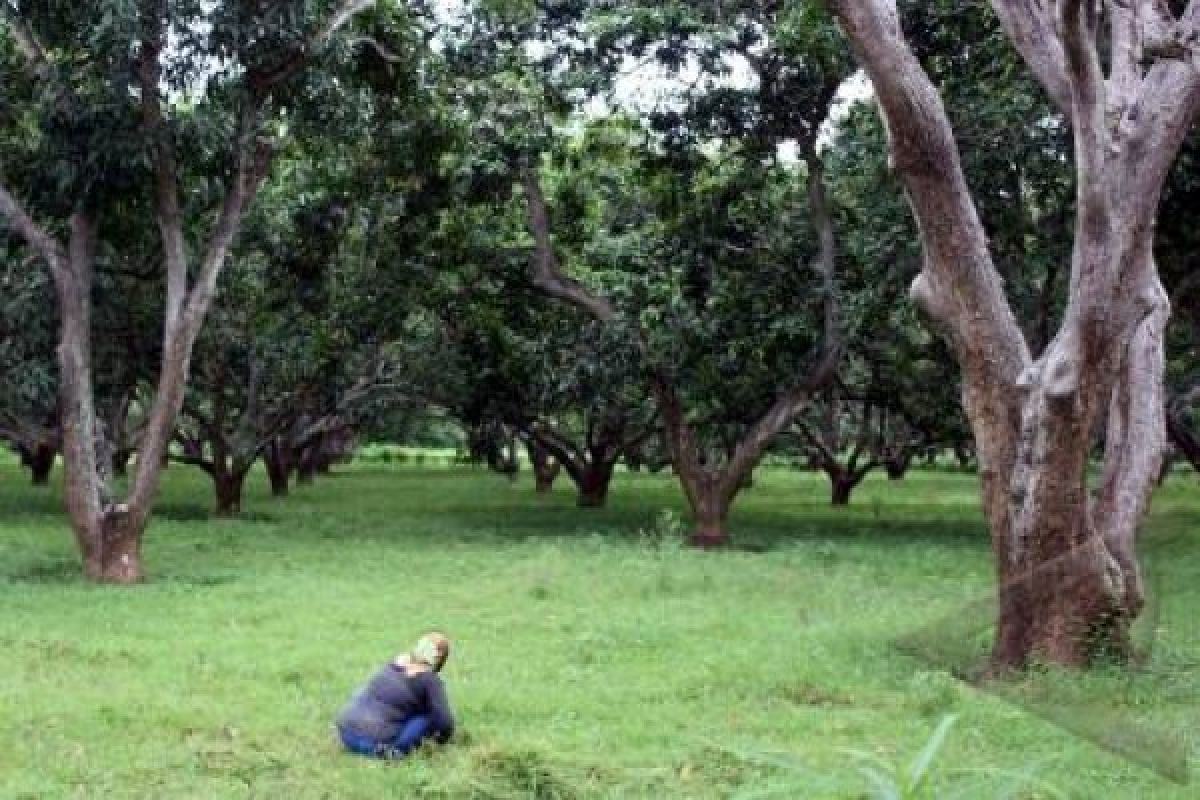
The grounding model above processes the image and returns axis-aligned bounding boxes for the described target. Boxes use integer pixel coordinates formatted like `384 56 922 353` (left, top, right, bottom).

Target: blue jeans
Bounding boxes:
339 715 434 759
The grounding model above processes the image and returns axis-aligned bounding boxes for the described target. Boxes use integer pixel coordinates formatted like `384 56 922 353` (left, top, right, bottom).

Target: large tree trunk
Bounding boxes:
830 0 1194 669
81 509 143 583
688 481 732 548
575 460 615 507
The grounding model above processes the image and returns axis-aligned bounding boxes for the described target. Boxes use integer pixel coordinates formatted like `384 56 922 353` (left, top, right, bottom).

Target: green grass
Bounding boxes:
0 462 1196 798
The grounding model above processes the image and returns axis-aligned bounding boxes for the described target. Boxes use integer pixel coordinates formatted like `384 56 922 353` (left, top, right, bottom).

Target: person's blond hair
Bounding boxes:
409 631 450 672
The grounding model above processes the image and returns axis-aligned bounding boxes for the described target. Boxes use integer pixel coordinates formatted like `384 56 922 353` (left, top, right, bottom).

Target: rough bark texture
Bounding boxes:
830 0 1200 668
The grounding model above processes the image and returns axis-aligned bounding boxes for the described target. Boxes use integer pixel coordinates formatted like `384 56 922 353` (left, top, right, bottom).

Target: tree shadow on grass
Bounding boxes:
155 503 277 524
417 496 993 554
2 555 241 587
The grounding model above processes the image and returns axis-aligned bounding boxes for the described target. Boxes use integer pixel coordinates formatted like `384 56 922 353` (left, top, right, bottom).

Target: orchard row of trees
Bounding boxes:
5 0 1200 669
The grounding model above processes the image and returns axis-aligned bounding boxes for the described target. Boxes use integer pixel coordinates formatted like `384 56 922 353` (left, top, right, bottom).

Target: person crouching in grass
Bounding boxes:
336 632 455 758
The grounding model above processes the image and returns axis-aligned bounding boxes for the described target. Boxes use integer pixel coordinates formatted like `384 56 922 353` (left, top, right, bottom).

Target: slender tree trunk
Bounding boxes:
25 443 56 486
884 453 911 480
829 469 860 506
264 440 290 497
297 448 316 485
526 440 560 493
213 465 247 517
953 443 974 470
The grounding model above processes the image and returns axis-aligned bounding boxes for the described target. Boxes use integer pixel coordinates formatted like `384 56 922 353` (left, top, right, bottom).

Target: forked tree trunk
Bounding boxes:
520 135 840 548
575 460 615 508
831 0 1194 668
0 0 371 584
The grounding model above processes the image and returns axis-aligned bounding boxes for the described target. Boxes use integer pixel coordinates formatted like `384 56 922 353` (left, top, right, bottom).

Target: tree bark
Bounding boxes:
81 509 143 583
688 481 732 548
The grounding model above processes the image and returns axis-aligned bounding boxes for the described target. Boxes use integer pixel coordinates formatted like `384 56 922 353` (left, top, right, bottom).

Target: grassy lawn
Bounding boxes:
0 462 1196 798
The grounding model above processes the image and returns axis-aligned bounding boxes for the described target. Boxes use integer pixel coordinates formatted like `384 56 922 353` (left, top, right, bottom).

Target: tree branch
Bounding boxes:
987 0 1074 117
0 182 66 275
520 166 616 322
1 3 55 83
247 0 377 94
